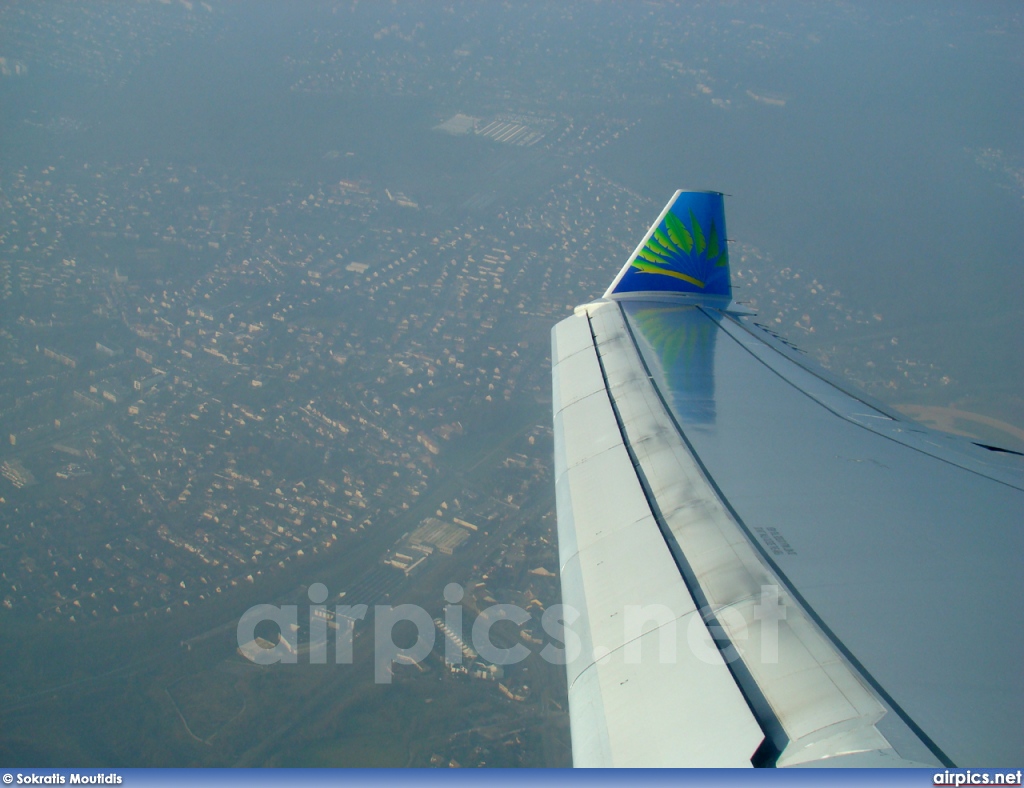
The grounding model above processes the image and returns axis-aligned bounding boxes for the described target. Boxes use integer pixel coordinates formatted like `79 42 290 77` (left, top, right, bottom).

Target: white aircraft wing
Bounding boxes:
551 190 1024 767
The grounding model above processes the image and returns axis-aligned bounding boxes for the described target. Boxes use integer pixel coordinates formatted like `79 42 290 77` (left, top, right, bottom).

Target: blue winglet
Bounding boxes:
605 190 731 300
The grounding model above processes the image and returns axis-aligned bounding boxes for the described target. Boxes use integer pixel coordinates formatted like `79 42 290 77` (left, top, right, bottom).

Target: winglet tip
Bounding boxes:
606 190 731 301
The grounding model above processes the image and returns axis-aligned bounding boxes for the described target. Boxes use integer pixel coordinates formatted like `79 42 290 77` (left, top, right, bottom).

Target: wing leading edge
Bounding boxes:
552 191 1024 767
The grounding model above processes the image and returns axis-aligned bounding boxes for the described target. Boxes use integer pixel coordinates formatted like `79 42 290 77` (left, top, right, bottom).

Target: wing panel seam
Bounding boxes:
583 308 779 765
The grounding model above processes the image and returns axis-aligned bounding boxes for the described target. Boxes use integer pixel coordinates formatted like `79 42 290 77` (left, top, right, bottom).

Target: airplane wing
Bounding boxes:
551 190 1024 768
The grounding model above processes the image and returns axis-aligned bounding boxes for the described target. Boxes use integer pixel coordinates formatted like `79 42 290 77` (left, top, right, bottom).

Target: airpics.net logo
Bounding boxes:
934 772 1023 786
235 582 787 683
937 769 1024 781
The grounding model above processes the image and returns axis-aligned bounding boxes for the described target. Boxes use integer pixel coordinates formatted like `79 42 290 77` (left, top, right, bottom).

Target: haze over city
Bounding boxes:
0 0 1020 768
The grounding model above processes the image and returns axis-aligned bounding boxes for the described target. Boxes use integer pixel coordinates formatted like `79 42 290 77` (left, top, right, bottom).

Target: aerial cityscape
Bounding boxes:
0 0 1020 768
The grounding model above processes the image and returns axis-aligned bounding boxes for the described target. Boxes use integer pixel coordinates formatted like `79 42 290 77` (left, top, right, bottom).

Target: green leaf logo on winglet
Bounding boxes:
630 209 726 289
